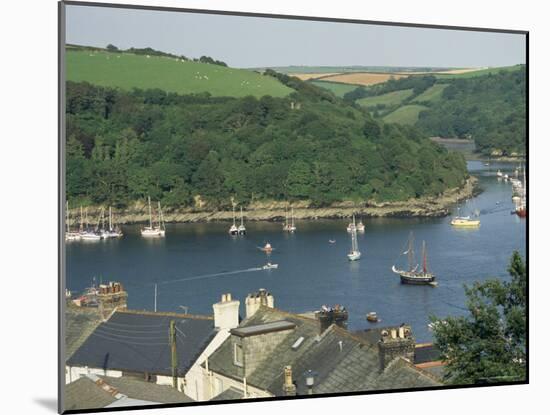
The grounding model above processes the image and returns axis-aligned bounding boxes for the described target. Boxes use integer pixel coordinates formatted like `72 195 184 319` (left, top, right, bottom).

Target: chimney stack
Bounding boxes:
213 293 240 330
245 289 274 319
283 366 297 396
378 325 415 371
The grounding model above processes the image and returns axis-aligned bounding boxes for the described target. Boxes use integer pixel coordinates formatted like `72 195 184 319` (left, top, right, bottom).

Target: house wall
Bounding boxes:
183 329 232 401
240 329 292 378
202 370 273 400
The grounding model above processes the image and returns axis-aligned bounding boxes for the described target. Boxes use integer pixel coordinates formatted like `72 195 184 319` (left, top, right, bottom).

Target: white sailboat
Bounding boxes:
65 201 81 241
283 207 296 232
356 217 365 233
229 205 238 235
347 216 361 261
238 206 246 235
141 197 166 237
80 207 102 241
347 214 357 233
103 206 123 238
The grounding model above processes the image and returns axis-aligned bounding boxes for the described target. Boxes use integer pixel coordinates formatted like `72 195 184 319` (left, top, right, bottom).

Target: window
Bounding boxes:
233 343 244 367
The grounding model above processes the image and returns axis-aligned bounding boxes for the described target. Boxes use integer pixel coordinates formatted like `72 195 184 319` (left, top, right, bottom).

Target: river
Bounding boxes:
66 160 526 341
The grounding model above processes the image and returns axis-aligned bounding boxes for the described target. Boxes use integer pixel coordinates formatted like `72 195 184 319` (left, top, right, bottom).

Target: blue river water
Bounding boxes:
66 161 526 341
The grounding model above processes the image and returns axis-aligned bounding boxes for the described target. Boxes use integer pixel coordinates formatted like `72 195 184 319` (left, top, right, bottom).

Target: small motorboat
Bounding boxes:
260 242 273 253
262 262 278 270
329 239 336 244
366 312 378 322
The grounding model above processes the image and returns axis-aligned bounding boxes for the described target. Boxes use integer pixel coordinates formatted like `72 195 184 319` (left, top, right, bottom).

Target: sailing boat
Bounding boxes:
141 197 166 237
392 232 435 285
237 206 246 235
103 206 123 238
229 205 238 235
65 202 81 241
80 206 102 241
356 217 365 233
346 214 357 233
347 216 361 261
451 201 480 228
515 166 527 218
283 207 296 232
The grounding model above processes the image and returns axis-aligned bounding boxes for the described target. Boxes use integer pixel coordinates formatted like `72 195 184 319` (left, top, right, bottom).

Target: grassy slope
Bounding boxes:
309 80 359 97
435 65 523 79
411 84 448 103
66 50 293 98
383 105 428 125
357 89 414 107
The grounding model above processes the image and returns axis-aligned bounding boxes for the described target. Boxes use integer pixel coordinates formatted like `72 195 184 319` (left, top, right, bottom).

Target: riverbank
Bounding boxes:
68 177 478 225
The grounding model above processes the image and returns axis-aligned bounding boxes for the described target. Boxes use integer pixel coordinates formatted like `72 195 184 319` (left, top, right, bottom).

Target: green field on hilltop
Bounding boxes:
309 80 359 97
411 84 448 103
435 65 523 79
66 50 293 97
384 105 428 125
357 89 414 108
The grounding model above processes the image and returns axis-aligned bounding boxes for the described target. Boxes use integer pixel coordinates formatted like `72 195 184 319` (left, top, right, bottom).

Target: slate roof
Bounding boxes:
67 310 217 376
211 387 245 401
64 376 117 410
206 307 440 396
64 375 193 411
65 306 103 359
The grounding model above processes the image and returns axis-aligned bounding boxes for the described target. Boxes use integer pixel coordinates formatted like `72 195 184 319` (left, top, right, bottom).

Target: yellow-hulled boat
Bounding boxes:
451 216 480 227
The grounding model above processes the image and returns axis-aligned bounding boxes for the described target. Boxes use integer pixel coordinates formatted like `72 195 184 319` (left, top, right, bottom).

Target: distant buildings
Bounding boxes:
65 287 443 408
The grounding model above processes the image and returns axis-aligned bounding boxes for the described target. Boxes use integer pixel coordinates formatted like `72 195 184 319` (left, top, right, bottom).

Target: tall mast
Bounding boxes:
80 206 83 231
148 196 153 228
408 232 415 271
157 201 162 230
240 206 244 226
422 241 427 273
109 206 112 231
232 205 236 226
96 207 103 231
85 207 89 229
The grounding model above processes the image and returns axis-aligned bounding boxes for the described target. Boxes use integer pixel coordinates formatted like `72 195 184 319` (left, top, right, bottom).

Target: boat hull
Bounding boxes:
400 274 436 285
516 207 527 218
141 228 165 237
347 251 361 261
451 219 480 227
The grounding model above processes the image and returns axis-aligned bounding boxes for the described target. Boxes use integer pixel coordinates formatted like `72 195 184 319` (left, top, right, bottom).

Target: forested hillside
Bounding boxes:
416 67 526 155
66 76 467 209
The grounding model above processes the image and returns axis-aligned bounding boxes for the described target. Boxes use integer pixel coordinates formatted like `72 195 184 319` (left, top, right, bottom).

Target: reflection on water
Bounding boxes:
67 161 526 341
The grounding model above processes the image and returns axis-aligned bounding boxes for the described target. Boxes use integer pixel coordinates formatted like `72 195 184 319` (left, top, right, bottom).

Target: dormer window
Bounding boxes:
233 343 243 367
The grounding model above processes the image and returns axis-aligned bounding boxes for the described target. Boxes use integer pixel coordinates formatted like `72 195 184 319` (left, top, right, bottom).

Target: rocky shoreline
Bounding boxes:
69 177 479 225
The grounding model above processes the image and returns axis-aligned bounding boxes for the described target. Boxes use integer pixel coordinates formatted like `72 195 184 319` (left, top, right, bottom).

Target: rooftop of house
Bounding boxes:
65 305 104 359
67 309 217 376
211 387 245 401
205 307 440 396
64 374 193 411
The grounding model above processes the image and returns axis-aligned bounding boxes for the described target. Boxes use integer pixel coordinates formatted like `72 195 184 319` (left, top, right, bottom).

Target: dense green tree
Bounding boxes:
430 252 527 384
65 80 467 208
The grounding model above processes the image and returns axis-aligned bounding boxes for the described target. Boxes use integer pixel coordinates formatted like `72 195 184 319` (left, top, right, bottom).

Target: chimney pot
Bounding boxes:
398 326 405 338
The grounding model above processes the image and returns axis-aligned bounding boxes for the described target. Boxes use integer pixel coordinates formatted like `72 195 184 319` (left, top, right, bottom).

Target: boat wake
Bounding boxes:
158 267 263 286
